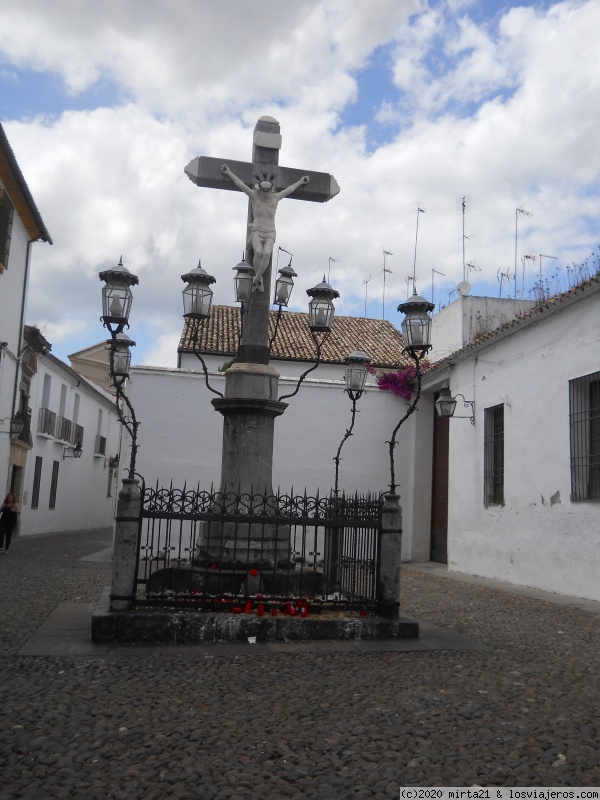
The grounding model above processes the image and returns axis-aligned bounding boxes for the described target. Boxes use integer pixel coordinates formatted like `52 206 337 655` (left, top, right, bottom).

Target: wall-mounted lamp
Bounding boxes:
104 453 120 469
0 413 24 437
435 386 475 425
63 443 83 460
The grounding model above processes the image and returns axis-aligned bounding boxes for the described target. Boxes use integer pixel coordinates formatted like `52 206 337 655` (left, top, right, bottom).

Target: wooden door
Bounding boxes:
430 404 449 563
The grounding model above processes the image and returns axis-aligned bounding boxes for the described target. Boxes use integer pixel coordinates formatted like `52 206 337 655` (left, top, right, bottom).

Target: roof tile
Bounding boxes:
178 306 411 368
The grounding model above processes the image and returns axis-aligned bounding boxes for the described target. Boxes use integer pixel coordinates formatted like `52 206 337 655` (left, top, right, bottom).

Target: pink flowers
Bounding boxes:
366 362 429 402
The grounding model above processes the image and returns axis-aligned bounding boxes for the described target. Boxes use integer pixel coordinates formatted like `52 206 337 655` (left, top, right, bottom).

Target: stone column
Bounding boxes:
377 492 403 619
109 478 141 611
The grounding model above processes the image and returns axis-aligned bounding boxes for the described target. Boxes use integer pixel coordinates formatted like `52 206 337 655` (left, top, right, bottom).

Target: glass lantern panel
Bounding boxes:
435 397 457 417
183 284 213 318
275 276 293 306
235 274 253 303
113 349 131 376
402 313 431 349
102 282 132 323
309 299 334 331
345 363 367 392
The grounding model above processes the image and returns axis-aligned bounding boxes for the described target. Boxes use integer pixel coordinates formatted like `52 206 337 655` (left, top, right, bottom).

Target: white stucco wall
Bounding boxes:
0 212 30 492
127 364 419 559
19 356 121 536
440 288 600 601
430 296 537 362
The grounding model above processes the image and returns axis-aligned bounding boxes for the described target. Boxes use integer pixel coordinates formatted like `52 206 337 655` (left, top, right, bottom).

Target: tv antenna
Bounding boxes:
381 249 393 320
521 254 536 298
515 207 533 297
538 253 558 284
497 267 513 298
431 268 445 304
327 256 337 283
363 275 372 318
412 207 425 290
458 195 472 282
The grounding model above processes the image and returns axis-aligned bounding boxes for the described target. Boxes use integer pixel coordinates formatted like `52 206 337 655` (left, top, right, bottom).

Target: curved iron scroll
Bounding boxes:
190 319 224 398
278 330 329 402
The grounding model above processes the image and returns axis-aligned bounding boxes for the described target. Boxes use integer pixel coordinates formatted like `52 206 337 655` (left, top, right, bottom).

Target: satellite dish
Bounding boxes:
457 281 471 297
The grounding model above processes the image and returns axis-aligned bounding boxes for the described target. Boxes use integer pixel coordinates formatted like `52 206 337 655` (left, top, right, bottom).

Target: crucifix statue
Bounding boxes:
221 164 309 293
184 117 340 557
185 115 339 364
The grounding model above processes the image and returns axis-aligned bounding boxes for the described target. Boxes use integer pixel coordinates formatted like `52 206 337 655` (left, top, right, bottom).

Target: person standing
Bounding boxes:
0 493 20 553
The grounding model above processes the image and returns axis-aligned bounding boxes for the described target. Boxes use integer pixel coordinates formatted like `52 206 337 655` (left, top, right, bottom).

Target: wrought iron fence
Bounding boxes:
134 484 383 615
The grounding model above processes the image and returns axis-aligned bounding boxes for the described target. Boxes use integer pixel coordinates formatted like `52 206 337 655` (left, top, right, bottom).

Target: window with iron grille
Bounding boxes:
31 456 43 510
569 371 600 501
49 461 59 510
484 404 504 506
0 189 14 272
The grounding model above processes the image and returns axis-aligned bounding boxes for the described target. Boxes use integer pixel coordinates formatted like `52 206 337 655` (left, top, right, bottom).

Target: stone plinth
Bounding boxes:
194 361 289 565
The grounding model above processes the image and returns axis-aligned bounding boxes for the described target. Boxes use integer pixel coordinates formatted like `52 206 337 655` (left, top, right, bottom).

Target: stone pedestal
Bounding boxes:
194 362 290 565
377 492 403 620
109 478 141 611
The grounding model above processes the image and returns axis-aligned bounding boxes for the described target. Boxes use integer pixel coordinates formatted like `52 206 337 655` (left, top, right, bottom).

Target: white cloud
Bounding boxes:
1 0 599 364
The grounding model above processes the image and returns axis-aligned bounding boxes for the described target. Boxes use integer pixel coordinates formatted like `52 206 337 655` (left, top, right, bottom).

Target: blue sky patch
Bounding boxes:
0 64 126 121
338 44 401 152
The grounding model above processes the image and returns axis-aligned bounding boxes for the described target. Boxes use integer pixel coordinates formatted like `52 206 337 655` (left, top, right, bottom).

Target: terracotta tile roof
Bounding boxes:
427 274 600 375
178 306 412 368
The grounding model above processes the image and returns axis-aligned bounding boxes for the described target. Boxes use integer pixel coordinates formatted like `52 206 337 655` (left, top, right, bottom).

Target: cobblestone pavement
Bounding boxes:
0 530 599 799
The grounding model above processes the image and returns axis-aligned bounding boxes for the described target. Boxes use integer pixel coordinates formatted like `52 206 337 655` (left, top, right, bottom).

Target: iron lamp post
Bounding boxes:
387 291 435 493
334 348 370 495
278 277 340 402
181 261 223 398
99 258 140 479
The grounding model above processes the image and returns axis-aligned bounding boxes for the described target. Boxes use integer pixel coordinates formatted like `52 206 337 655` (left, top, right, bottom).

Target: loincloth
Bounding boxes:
247 223 276 246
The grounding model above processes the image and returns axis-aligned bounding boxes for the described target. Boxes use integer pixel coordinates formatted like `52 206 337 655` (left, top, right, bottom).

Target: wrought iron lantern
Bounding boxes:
63 442 82 460
99 257 139 334
306 277 340 332
435 386 458 418
344 348 370 396
233 257 254 303
274 262 297 307
0 413 24 437
435 386 475 424
181 261 216 320
110 332 136 382
397 291 434 358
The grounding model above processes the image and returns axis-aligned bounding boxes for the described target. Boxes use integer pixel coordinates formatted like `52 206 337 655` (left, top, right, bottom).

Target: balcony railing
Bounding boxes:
56 415 73 443
95 434 107 456
72 424 84 447
38 407 56 436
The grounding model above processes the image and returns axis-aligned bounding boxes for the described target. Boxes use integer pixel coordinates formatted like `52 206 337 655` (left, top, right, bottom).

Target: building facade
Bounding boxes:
0 124 52 502
19 327 121 536
419 277 600 601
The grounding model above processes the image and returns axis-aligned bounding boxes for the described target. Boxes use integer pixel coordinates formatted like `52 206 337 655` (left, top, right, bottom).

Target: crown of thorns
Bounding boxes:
254 171 277 183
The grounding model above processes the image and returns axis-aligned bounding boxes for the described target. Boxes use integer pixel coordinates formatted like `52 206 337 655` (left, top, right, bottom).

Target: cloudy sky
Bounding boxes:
1 0 599 366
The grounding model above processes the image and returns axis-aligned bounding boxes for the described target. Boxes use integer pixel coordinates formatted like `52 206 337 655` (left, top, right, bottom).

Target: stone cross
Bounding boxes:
185 115 339 364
